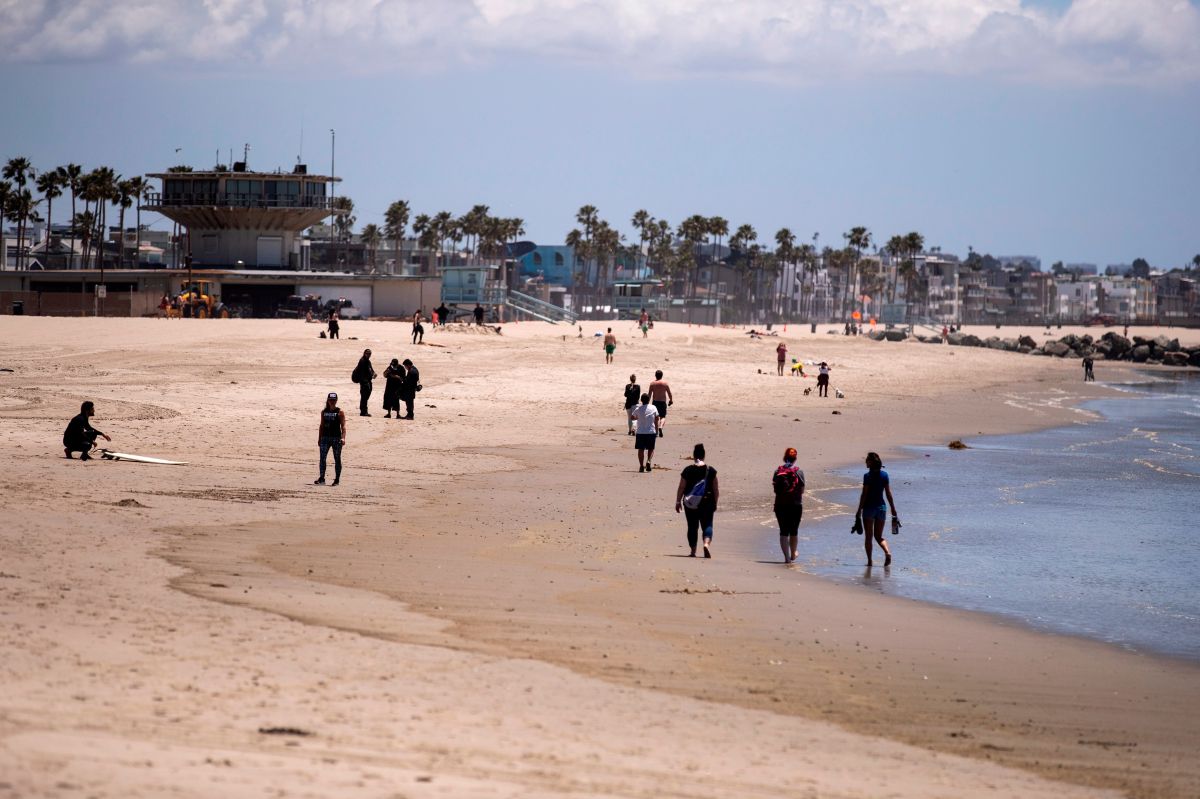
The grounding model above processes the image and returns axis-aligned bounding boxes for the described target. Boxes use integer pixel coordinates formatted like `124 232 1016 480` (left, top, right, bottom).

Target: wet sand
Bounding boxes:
1 317 1197 798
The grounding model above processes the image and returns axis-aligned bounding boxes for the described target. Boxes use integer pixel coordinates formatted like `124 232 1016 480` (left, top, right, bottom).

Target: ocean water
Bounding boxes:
791 373 1200 661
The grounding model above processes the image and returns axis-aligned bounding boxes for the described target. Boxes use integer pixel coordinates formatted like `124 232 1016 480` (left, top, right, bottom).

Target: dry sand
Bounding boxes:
1 317 1197 798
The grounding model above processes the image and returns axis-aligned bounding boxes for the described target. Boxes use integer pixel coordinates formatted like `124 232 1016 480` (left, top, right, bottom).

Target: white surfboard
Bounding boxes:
99 450 189 466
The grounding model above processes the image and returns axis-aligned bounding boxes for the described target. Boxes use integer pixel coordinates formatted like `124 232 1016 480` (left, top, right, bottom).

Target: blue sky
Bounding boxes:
1 0 1197 268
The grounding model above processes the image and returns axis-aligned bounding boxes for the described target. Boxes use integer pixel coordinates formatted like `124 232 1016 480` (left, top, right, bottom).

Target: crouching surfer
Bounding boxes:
63 400 111 460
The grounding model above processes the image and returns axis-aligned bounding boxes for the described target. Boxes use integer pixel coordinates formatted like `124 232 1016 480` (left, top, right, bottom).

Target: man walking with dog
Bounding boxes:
817 362 831 397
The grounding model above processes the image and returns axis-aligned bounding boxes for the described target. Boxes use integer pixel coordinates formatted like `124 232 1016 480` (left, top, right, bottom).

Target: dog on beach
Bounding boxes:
834 388 845 399
803 387 812 396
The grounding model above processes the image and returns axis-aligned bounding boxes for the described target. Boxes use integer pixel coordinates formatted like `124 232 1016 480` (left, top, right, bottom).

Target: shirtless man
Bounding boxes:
647 369 673 437
603 328 617 364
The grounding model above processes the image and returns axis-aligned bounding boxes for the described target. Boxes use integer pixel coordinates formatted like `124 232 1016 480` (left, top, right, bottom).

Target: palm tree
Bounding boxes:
412 213 432 274
843 226 871 320
4 157 36 269
360 223 382 271
5 189 41 270
383 200 410 272
125 176 152 267
502 217 525 289
34 171 64 266
774 228 796 318
115 179 136 268
56 165 83 268
0 180 10 267
631 209 653 271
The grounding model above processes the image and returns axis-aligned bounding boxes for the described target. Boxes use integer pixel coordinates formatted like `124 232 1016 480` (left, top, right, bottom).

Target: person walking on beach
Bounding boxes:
473 304 485 326
327 313 340 340
412 310 425 345
315 392 346 486
436 303 450 326
856 451 897 567
603 328 617 364
382 358 405 418
648 370 673 437
776 341 788 376
639 308 650 337
633 392 658 472
62 401 111 460
773 447 805 563
676 443 718 558
623 374 641 435
398 358 420 419
1083 355 1095 382
352 349 376 417
817 362 831 397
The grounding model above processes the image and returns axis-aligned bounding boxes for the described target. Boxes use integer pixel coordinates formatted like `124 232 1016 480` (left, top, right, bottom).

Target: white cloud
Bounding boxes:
2 0 1197 84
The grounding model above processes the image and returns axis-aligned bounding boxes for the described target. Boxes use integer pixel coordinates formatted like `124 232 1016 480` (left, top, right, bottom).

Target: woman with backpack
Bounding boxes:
675 443 719 558
856 451 898 567
773 447 805 563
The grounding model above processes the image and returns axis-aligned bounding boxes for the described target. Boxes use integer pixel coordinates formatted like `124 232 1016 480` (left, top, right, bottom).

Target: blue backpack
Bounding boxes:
683 467 712 509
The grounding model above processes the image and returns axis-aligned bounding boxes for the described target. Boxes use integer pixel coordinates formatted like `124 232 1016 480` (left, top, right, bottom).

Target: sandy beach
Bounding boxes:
2 316 1198 798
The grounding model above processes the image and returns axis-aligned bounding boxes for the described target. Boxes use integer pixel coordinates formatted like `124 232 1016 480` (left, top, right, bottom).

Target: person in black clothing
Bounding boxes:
412 310 425 344
63 401 111 460
623 373 640 435
315 392 346 486
353 349 376 416
436 303 450 326
382 358 405 418
397 358 420 419
473 304 485 325
1083 355 1095 382
675 443 719 558
327 313 340 339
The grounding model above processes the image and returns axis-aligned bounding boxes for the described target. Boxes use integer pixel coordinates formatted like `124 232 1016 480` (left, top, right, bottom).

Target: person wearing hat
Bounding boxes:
398 358 420 419
817 361 831 397
352 348 376 417
316 392 346 486
63 400 111 460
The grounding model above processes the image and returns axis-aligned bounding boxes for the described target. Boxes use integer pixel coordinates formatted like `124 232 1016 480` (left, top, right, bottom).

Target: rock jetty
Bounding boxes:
865 329 1200 368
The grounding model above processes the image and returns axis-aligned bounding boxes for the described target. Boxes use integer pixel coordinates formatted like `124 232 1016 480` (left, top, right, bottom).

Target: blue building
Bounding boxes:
513 243 575 286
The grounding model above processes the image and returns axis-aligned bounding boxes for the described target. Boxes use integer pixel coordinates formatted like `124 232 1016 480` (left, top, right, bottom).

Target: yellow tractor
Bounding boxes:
178 280 230 319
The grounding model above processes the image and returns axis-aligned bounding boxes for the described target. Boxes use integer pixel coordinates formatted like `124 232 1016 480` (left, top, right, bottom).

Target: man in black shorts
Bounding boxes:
63 400 111 460
632 393 659 472
647 370 673 437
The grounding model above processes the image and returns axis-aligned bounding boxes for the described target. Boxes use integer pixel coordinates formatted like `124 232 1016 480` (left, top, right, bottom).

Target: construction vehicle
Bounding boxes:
178 280 230 319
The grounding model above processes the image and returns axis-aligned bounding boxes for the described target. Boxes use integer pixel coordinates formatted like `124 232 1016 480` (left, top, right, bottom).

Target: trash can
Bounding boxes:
11 300 23 316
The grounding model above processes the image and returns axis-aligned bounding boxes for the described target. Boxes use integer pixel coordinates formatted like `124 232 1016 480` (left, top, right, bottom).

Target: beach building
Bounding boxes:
516 243 574 286
1054 278 1099 322
142 164 340 270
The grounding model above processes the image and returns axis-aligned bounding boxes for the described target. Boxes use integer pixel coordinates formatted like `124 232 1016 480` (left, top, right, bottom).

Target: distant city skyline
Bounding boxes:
1 0 1197 268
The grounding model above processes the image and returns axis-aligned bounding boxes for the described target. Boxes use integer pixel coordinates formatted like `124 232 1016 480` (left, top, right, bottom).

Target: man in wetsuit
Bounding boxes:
473 304 485 325
63 401 111 460
436 303 451 326
353 349 376 417
315 392 346 486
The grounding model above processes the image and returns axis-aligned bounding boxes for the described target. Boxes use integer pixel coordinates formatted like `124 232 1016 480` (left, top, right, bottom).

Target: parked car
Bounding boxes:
323 298 363 320
276 295 323 319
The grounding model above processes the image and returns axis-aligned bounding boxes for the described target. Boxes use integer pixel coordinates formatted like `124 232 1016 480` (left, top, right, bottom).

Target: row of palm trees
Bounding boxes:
366 200 524 283
1 156 154 271
564 205 927 321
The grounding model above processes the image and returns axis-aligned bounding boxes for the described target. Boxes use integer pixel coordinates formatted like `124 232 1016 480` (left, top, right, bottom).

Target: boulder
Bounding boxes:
867 330 885 341
1189 350 1200 367
1131 344 1151 363
1060 334 1080 349
1166 338 1181 353
920 336 943 344
883 330 908 342
1043 341 1072 357
1102 333 1132 357
1093 340 1112 356
954 333 983 347
1152 335 1172 352
1079 334 1094 346
1132 336 1150 347
1002 338 1021 352
984 336 1006 350
1162 351 1190 367
1018 345 1034 354
1018 335 1038 349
